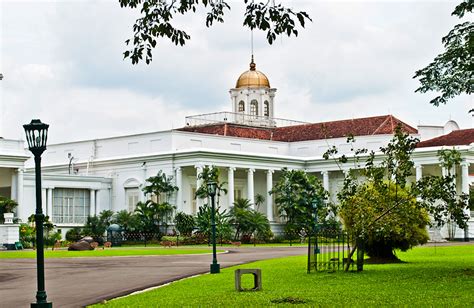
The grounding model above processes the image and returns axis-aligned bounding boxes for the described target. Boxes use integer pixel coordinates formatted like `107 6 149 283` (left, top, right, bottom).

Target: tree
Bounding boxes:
270 168 328 241
415 149 471 233
413 1 473 109
119 0 311 64
143 170 178 203
340 182 430 260
325 126 470 266
137 171 178 237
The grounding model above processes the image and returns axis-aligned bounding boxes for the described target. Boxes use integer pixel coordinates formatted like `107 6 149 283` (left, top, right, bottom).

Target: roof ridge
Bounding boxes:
372 115 391 135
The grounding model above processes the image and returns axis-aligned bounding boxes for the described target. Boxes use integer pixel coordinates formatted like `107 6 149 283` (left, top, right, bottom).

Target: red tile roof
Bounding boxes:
179 115 418 142
417 129 474 148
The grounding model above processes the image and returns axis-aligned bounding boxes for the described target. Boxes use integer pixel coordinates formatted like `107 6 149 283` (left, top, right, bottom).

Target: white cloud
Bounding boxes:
0 0 471 143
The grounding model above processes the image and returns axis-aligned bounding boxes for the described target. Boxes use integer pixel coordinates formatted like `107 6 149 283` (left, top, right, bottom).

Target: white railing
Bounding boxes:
185 112 308 128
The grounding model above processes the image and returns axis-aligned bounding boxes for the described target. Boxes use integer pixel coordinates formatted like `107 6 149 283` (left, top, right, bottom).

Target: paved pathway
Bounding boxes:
0 246 306 307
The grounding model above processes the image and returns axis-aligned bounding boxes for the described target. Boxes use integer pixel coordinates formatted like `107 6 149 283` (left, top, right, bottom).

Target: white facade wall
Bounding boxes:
2 121 472 240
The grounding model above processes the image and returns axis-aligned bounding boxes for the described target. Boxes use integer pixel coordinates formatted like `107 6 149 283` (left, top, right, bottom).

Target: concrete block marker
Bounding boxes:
235 269 262 292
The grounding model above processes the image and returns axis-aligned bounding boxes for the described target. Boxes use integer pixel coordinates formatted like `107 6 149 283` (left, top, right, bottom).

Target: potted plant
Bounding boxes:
0 196 18 224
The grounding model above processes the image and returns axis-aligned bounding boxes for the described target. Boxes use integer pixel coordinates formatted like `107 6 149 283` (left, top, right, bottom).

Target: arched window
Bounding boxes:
250 100 258 116
264 101 270 117
238 101 245 112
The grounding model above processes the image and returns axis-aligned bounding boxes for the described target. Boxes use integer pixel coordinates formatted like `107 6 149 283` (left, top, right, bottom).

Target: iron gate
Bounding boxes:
308 228 362 273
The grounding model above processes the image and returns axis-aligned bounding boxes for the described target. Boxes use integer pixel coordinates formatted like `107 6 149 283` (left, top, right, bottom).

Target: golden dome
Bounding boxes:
235 58 270 88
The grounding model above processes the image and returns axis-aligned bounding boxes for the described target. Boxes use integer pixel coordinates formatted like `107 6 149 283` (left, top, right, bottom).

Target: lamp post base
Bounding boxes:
210 263 220 274
31 302 52 308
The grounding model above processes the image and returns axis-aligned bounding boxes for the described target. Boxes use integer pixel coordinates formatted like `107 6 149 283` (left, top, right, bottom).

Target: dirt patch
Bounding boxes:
365 257 406 264
271 297 308 304
462 268 474 276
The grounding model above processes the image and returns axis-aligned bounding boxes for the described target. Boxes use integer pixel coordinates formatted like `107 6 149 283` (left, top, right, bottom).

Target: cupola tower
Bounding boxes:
229 56 277 126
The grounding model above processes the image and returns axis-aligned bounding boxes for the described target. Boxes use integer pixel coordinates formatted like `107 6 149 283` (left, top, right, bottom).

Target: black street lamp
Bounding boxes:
24 119 52 308
207 180 220 274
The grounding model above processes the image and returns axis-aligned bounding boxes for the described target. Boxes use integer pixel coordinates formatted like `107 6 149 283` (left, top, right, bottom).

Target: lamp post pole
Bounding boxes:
24 119 52 308
207 181 220 274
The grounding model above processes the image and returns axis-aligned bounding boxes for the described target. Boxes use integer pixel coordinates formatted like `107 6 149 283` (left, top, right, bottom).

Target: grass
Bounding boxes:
0 247 223 259
93 245 474 307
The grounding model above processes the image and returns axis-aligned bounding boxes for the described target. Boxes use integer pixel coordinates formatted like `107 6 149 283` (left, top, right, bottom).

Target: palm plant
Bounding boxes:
134 200 175 237
195 166 228 207
143 170 178 203
254 193 265 211
230 198 271 243
113 210 140 232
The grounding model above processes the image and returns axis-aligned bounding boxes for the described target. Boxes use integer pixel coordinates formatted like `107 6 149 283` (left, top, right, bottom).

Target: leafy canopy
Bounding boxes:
413 1 473 108
119 0 311 64
270 168 328 237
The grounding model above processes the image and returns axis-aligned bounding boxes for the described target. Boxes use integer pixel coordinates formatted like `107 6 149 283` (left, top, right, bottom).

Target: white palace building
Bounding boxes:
1 58 473 240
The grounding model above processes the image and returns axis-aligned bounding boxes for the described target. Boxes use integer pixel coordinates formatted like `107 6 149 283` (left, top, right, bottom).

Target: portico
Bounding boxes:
0 139 29 220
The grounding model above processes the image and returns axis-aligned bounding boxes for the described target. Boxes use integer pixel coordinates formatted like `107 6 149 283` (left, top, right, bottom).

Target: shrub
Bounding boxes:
19 223 35 248
66 228 83 242
45 231 62 246
174 212 195 236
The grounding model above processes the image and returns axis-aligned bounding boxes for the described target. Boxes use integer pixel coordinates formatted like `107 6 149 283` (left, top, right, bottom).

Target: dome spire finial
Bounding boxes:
250 54 256 71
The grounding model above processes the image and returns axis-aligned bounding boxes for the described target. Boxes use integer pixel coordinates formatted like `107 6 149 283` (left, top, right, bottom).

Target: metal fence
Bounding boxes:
308 228 363 273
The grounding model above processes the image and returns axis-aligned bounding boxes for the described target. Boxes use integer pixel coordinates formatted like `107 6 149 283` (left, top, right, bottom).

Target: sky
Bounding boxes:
0 0 472 144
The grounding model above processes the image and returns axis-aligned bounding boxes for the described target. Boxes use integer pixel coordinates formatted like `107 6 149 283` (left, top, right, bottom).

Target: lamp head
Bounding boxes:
207 180 217 197
23 119 49 155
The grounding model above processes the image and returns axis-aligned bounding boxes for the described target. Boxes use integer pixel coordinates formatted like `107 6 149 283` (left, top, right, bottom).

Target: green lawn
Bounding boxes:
93 245 474 307
0 247 222 259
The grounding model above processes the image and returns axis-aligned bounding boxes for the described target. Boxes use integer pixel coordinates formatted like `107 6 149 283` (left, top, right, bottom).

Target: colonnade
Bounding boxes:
173 166 333 222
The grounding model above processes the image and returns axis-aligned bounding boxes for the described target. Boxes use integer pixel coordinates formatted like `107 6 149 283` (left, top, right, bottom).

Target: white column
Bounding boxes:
11 171 17 201
41 188 48 214
247 168 255 208
195 165 203 209
95 190 100 213
90 189 96 217
47 188 53 218
415 164 423 181
141 164 147 202
228 167 235 208
266 169 274 221
176 167 183 212
322 171 329 192
461 162 470 195
322 171 330 203
461 162 470 240
441 166 447 177
16 169 24 221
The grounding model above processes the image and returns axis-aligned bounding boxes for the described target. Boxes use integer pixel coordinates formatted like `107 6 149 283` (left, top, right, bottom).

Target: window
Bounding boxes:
250 100 258 116
126 188 140 212
52 188 90 224
238 101 245 112
264 101 269 117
